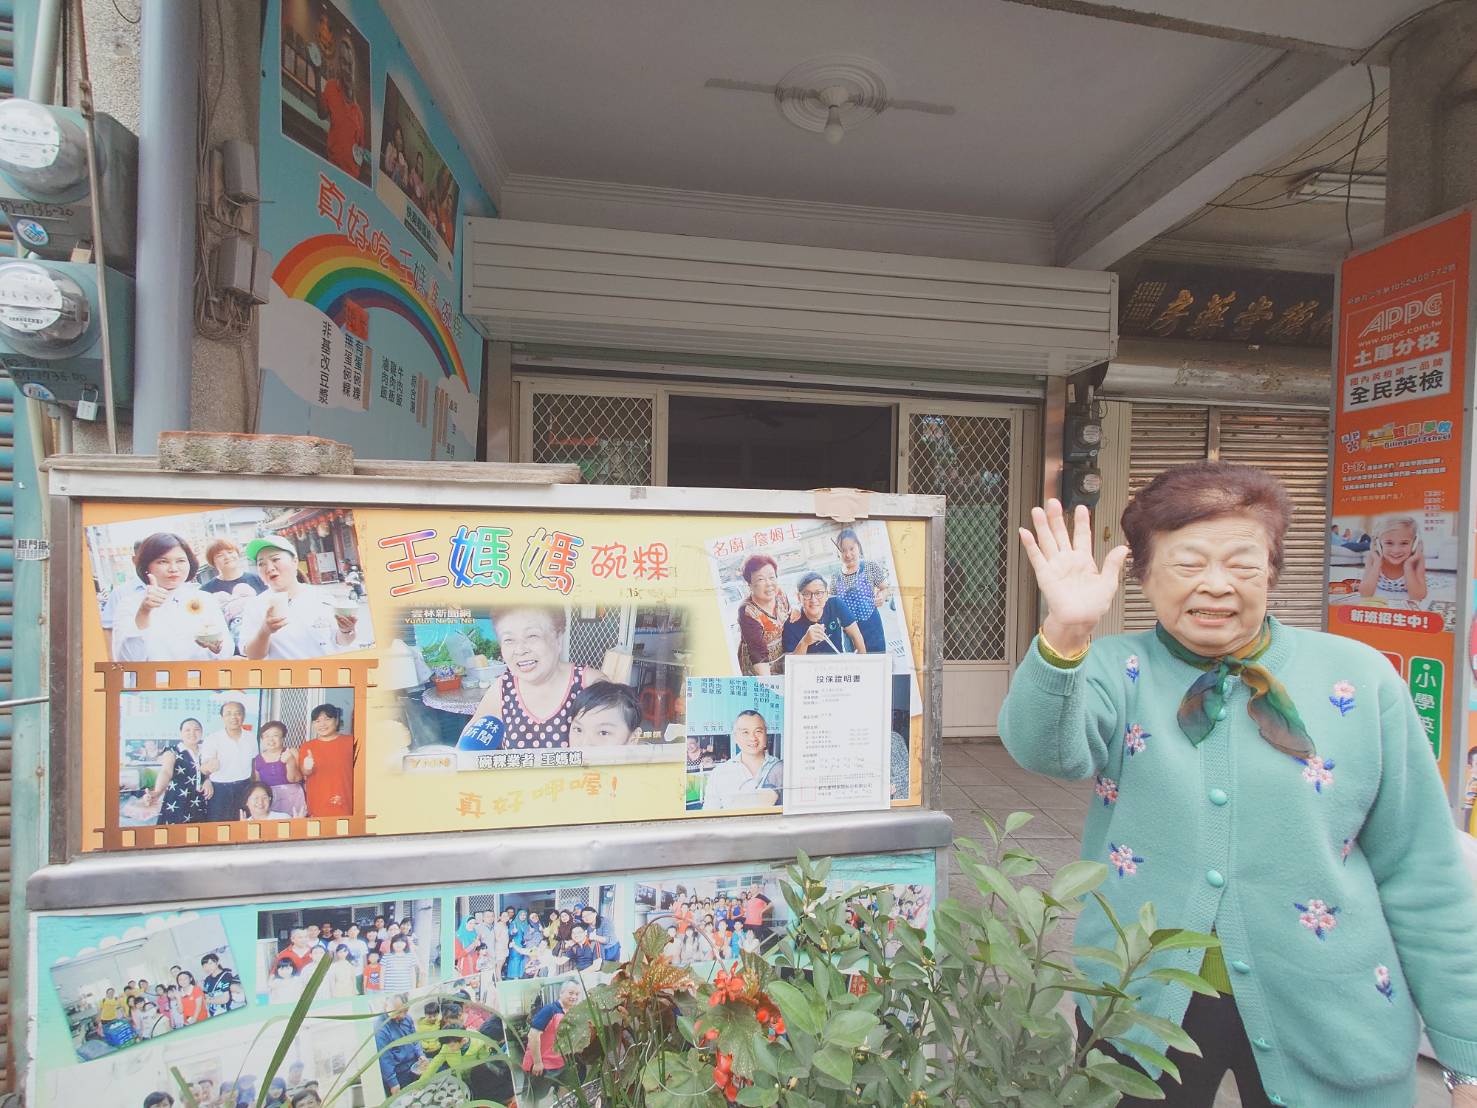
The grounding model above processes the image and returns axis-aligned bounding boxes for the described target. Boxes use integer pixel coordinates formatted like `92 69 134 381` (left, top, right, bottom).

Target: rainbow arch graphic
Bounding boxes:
273 234 468 388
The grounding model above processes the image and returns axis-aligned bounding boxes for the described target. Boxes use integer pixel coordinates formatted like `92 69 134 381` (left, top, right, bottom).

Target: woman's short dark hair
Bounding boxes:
310 703 343 725
1120 462 1293 584
741 555 778 583
134 533 199 584
796 572 826 595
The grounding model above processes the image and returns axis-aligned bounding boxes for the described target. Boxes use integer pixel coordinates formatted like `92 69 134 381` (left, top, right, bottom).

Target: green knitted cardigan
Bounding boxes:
999 618 1477 1108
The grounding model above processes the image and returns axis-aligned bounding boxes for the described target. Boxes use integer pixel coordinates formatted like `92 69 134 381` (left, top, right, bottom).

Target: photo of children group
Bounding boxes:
634 875 788 966
453 882 621 984
256 898 441 1006
393 604 690 772
1327 510 1459 627
86 504 373 664
38 852 935 1107
379 75 460 253
49 914 246 1062
117 687 358 828
279 0 374 184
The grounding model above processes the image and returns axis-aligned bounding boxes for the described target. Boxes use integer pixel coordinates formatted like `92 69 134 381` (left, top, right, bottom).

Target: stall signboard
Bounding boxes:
29 849 935 1105
1328 209 1474 779
257 0 493 460
79 503 927 852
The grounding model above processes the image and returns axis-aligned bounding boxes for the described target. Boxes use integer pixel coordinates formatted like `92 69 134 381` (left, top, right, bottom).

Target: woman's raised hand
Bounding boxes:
1018 499 1129 654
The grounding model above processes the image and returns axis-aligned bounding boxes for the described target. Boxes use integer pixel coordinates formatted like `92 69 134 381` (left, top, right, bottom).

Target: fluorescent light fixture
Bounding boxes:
1292 171 1386 204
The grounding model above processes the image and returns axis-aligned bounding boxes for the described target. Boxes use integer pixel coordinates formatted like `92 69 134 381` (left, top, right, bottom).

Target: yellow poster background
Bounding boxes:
77 503 929 851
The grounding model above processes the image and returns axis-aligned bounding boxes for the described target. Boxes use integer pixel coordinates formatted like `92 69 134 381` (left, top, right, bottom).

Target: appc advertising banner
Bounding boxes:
257 0 494 460
1329 209 1473 780
29 849 935 1105
78 501 927 852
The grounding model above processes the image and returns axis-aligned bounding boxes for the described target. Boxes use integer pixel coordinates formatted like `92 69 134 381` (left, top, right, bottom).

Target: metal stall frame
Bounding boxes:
31 457 952 909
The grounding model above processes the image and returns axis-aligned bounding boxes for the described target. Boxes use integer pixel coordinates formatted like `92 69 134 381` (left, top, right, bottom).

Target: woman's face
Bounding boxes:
275 963 293 979
176 973 191 988
1381 524 1416 565
212 547 241 579
1142 515 1271 656
260 727 285 755
839 538 862 574
733 714 768 758
245 788 273 819
257 549 298 592
147 546 192 590
748 565 779 605
798 579 828 621
312 712 338 738
496 611 562 682
179 720 203 746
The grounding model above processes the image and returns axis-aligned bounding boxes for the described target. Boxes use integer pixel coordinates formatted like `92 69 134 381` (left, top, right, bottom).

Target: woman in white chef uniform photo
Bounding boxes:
111 532 231 662
237 535 365 660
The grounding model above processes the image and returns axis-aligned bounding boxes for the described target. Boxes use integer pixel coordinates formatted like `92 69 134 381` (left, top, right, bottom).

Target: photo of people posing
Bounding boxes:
706 520 919 692
117 688 358 828
279 0 373 184
49 914 245 1062
683 677 784 811
452 884 621 984
86 504 373 663
378 75 461 253
633 876 789 966
389 604 689 771
255 899 441 1006
1327 510 1458 626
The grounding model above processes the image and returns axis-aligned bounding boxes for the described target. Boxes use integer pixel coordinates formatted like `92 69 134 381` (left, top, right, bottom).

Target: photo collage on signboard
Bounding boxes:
32 851 936 1106
77 502 929 852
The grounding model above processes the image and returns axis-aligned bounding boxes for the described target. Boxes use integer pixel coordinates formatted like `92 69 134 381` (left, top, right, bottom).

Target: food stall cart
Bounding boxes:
24 455 951 1105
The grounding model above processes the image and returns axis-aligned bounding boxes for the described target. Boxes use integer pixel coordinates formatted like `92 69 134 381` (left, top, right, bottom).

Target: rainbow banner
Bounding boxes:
257 0 493 460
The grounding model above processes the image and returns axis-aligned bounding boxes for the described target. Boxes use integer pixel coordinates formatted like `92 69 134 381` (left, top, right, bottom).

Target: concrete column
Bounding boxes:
1386 4 1477 234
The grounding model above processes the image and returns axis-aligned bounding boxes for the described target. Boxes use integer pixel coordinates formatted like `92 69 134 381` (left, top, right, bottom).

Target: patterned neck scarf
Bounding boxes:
1155 620 1315 759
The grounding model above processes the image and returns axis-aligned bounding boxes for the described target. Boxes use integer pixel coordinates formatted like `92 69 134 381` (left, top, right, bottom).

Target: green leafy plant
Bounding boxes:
226 812 1213 1107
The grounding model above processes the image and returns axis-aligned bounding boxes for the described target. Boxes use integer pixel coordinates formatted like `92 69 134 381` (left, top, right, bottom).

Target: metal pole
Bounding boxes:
26 0 64 102
132 0 198 450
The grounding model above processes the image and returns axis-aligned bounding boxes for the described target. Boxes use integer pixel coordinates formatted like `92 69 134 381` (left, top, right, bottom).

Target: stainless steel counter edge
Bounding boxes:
28 810 957 911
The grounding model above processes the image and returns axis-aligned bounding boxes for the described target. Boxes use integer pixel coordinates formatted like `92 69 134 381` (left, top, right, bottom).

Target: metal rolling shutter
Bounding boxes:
0 373 14 1082
1120 403 1329 632
1122 405 1209 630
1218 409 1329 629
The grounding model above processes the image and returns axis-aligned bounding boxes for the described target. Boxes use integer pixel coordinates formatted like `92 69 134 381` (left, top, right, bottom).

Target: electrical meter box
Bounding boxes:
0 99 138 270
0 259 133 411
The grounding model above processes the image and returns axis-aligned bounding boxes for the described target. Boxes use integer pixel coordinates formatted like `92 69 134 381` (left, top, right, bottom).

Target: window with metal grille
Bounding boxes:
1121 404 1329 631
568 611 623 669
529 392 654 485
905 413 1013 662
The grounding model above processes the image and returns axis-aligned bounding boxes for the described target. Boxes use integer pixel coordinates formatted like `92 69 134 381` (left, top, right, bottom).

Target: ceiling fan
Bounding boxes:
704 56 956 145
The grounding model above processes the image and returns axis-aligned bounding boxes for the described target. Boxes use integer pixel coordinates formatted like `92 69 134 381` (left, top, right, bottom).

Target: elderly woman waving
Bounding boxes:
1001 463 1477 1108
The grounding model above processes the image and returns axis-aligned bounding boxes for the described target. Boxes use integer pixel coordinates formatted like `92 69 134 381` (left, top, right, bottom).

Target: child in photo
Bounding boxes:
1359 515 1429 605
567 682 642 749
363 950 383 992
268 961 304 1007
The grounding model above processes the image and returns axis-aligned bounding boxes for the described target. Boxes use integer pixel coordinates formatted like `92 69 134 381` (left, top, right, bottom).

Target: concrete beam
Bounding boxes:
1055 53 1374 270
994 0 1360 60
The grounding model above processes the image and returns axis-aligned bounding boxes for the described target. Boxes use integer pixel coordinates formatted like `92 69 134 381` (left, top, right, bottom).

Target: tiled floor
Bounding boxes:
941 739 1447 1106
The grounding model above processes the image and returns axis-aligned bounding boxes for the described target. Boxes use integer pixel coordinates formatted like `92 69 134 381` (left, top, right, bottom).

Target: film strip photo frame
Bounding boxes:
96 658 377 850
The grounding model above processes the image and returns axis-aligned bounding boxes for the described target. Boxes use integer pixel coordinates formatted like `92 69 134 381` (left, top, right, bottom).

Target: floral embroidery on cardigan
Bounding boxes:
1375 965 1395 1003
1123 724 1149 756
1341 837 1354 863
1125 655 1140 683
1109 843 1143 877
1329 680 1356 716
1295 898 1340 939
1094 775 1118 806
1297 756 1336 793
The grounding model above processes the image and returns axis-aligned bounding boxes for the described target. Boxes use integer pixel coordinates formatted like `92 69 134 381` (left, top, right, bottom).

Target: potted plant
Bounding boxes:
431 664 463 693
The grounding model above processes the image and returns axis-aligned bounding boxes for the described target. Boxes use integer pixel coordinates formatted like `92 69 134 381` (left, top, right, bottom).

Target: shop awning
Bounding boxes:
463 220 1117 376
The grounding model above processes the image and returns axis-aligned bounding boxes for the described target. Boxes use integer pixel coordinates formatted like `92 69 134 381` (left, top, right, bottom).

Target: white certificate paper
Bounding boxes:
782 653 893 815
